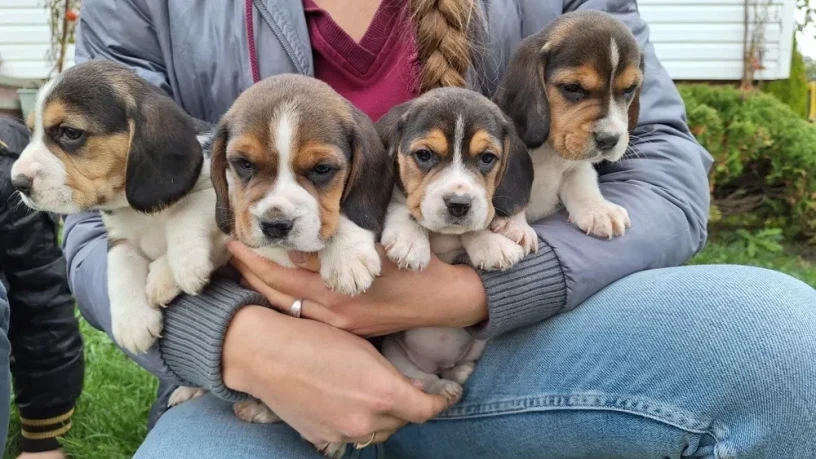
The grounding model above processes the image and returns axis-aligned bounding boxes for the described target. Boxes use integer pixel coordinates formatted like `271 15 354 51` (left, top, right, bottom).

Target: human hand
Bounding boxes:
228 241 488 337
222 306 455 449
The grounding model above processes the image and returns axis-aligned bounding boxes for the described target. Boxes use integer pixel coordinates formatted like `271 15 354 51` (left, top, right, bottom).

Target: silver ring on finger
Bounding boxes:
289 298 303 318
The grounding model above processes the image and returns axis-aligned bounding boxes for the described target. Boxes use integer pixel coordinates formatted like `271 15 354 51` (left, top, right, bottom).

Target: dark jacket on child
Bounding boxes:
0 115 84 452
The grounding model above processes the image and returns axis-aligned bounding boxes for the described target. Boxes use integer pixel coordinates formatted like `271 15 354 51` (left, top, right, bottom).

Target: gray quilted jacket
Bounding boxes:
63 0 712 401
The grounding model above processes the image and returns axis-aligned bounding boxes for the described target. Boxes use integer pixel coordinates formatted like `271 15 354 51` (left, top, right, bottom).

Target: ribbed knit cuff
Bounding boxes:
18 406 74 453
159 274 269 402
471 239 567 339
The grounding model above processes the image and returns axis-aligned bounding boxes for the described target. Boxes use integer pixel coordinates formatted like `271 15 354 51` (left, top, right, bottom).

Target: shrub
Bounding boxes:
679 84 816 241
762 39 808 119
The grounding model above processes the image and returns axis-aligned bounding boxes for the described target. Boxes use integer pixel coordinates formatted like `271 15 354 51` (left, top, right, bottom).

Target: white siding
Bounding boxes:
0 0 75 83
640 0 797 80
0 0 799 83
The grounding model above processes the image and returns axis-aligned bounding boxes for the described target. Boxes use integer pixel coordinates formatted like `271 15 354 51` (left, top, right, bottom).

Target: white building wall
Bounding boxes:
0 0 800 83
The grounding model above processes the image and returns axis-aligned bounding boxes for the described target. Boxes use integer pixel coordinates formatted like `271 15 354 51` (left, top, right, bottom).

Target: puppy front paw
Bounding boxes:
440 362 476 386
172 258 213 296
233 400 281 424
463 230 525 271
569 200 631 239
146 257 182 307
320 442 347 459
321 243 381 296
424 379 464 406
382 225 431 271
111 299 163 354
490 216 539 256
168 386 206 407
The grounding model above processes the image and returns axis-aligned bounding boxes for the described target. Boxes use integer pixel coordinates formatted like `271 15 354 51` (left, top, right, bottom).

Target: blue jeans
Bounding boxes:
135 265 816 458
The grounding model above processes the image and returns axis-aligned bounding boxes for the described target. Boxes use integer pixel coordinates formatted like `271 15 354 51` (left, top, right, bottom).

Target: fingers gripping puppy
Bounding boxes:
494 10 644 239
376 88 534 402
210 74 393 457
10 61 228 356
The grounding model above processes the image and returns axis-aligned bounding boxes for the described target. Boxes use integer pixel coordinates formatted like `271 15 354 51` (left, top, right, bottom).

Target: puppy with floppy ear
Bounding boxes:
376 87 536 403
209 74 393 457
10 60 228 358
494 10 644 239
210 74 393 296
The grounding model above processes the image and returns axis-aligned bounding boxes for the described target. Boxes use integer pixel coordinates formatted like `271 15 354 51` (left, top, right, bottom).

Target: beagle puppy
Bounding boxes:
210 74 393 297
493 10 643 239
210 74 393 458
10 61 228 359
375 87 535 401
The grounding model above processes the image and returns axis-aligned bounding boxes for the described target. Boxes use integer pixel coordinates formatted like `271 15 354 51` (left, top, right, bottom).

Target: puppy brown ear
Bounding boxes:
492 120 534 217
125 90 203 212
209 122 233 233
494 41 550 148
374 101 411 156
342 107 395 238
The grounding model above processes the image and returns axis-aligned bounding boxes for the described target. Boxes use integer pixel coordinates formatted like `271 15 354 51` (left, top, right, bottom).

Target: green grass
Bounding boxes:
3 231 814 458
690 231 816 287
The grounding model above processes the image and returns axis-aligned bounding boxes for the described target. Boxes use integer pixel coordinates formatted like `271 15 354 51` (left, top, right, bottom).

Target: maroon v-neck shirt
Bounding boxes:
303 0 420 121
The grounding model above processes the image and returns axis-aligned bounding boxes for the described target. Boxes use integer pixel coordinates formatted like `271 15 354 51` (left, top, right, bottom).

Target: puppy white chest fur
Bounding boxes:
525 145 577 222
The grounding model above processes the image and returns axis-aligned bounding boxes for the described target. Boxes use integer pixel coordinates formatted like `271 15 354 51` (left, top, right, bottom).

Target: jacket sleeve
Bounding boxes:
65 0 266 400
473 0 713 338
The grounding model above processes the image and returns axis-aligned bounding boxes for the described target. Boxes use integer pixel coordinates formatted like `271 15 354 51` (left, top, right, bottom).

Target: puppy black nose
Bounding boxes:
444 194 472 217
11 175 33 195
594 132 620 151
260 219 294 239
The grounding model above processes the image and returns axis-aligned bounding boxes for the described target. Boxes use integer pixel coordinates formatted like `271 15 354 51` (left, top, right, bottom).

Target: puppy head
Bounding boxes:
376 87 533 234
494 10 644 162
211 74 392 252
10 60 203 214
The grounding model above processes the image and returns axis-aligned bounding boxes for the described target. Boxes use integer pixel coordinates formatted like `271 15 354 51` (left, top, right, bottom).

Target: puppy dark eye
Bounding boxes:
312 164 333 175
60 126 84 141
230 157 256 181
234 158 255 171
624 85 637 97
480 153 497 166
561 84 586 102
414 149 434 163
52 125 86 153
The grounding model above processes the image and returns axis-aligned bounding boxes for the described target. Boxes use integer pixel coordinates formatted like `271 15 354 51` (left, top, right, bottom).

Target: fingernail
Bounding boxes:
289 251 307 264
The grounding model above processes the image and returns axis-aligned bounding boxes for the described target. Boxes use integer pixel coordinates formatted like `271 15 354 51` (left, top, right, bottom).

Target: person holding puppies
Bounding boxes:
62 0 816 458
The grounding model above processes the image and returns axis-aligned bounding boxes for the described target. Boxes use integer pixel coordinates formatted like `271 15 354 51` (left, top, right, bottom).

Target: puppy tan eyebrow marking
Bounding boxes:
468 130 501 157
41 101 68 128
294 140 345 169
614 66 643 92
551 66 603 92
409 128 449 157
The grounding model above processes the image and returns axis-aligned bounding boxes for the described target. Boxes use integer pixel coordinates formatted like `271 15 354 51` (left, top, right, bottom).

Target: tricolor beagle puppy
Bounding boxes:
375 87 535 402
493 10 643 239
10 61 228 357
209 74 393 458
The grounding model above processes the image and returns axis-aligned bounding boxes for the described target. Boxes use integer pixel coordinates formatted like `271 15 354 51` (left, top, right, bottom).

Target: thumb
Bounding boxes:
288 251 321 272
389 380 457 424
